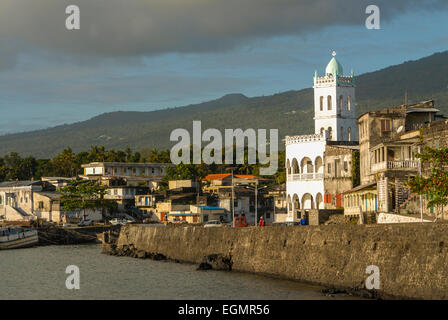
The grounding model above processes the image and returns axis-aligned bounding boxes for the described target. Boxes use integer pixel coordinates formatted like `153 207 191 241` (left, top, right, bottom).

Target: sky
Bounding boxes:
0 0 447 135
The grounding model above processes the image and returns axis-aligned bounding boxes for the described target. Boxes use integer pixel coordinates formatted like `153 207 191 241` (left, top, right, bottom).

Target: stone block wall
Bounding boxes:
112 223 448 299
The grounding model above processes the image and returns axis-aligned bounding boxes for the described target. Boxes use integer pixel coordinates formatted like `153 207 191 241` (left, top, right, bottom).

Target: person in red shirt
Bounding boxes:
259 217 265 227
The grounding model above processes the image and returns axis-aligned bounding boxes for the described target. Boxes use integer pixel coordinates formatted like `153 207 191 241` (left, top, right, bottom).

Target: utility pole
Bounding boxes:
226 167 236 227
255 181 258 227
232 169 235 227
419 145 423 222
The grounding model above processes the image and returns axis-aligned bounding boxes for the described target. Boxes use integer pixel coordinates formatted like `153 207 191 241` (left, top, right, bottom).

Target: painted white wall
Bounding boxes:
286 138 325 221
85 167 103 175
314 82 358 141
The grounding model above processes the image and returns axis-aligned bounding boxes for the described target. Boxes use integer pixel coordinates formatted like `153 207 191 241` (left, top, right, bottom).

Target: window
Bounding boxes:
320 127 325 135
234 200 238 208
347 127 351 141
380 119 392 132
327 163 331 174
320 96 323 111
340 126 344 140
344 161 348 171
328 127 333 139
114 189 118 195
327 95 332 110
339 95 343 112
347 96 351 111
38 201 44 209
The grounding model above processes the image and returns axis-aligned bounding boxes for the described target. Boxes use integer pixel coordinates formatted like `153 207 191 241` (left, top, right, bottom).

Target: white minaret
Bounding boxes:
313 51 358 142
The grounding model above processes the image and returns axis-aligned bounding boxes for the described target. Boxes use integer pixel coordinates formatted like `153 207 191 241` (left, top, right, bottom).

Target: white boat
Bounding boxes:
0 226 39 250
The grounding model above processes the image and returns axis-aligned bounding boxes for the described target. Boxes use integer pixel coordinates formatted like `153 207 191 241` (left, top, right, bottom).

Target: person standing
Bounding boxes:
259 217 265 227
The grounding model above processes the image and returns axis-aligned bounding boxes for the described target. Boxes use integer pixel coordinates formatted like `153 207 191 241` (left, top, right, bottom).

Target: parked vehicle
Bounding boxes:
172 218 187 224
233 216 247 228
110 218 127 226
204 220 223 228
63 223 78 228
78 219 94 226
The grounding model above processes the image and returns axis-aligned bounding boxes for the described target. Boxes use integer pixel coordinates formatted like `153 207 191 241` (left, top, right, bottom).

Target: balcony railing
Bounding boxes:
371 160 419 172
287 173 324 181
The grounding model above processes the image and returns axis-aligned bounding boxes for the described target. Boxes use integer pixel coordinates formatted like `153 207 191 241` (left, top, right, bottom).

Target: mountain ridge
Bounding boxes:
1 51 447 158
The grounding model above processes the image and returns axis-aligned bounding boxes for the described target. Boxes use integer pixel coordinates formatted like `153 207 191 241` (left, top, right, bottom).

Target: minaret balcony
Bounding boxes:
287 173 324 181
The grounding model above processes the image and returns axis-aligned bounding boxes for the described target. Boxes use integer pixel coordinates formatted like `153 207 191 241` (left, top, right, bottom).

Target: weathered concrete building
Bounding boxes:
323 143 359 209
352 100 444 217
81 162 173 189
0 181 66 223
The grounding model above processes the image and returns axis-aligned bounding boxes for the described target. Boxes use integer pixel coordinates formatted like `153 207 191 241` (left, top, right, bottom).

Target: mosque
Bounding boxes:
285 52 359 222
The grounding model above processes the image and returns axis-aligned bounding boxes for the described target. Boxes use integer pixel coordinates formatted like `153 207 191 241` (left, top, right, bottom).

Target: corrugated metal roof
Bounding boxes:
0 180 41 188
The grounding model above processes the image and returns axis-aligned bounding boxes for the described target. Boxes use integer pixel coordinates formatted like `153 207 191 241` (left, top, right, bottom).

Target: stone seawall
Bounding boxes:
106 223 448 299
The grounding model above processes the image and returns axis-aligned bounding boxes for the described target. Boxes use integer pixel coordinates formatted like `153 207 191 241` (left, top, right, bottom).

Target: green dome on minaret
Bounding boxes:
325 51 343 76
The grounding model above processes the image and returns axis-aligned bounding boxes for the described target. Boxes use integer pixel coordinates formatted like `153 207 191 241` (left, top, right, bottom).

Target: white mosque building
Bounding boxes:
285 52 358 222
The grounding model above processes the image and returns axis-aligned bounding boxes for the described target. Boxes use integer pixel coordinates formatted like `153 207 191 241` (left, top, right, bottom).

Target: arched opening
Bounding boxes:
300 157 314 174
320 127 325 135
315 156 323 173
347 96 351 111
293 194 300 216
302 193 315 210
327 95 332 110
291 158 299 175
287 194 292 214
340 126 344 141
339 95 343 112
286 159 291 175
320 96 324 111
347 127 351 141
328 127 333 140
316 193 324 209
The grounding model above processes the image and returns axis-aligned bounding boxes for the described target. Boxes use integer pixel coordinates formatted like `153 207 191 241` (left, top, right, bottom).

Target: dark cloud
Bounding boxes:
0 0 446 59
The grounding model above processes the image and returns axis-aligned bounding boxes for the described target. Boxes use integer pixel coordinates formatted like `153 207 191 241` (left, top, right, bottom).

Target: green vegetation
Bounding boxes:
0 146 170 181
0 144 285 185
0 51 447 158
407 147 448 219
351 150 360 188
60 180 117 220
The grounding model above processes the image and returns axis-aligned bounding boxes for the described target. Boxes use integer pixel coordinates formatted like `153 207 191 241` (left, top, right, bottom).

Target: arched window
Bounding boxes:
339 95 343 112
340 126 344 140
347 96 351 111
320 127 325 135
347 127 351 141
328 127 333 140
327 95 332 110
320 96 323 111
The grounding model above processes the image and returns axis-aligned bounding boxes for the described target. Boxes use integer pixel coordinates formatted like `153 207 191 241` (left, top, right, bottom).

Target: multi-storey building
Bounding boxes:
344 100 444 218
81 162 173 189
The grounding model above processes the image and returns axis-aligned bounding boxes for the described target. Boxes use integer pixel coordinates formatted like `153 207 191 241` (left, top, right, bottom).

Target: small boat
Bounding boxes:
0 225 39 250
